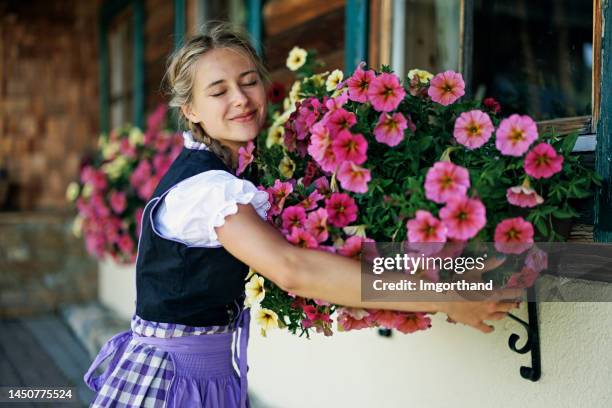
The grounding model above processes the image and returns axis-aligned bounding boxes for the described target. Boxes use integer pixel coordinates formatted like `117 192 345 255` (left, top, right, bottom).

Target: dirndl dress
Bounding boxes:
84 305 251 408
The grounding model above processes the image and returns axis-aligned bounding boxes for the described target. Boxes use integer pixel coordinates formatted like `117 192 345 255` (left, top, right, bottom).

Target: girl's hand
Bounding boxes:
439 299 521 333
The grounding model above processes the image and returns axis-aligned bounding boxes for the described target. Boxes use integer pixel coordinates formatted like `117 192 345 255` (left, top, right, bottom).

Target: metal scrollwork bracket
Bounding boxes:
507 287 541 382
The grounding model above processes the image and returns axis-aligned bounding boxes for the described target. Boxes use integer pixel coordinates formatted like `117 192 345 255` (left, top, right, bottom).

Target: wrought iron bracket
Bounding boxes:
507 287 541 382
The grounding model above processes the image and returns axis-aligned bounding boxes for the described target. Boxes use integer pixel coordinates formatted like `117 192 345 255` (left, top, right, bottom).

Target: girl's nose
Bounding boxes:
232 87 249 107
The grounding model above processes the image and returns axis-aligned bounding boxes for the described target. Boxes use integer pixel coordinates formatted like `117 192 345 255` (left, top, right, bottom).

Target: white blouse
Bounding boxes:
153 133 270 247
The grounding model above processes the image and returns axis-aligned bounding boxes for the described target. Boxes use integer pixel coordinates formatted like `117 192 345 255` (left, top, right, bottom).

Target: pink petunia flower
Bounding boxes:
495 114 538 156
281 205 307 232
524 142 564 179
367 73 406 112
299 190 324 211
308 123 341 172
483 97 501 114
153 154 173 176
286 227 318 248
453 110 494 149
338 236 374 258
130 160 152 190
347 63 376 103
236 141 255 176
506 181 544 208
424 161 470 204
324 91 349 112
373 112 408 147
337 308 372 331
506 266 539 289
267 179 293 216
439 196 486 240
406 210 447 243
325 108 357 135
427 70 465 106
305 208 329 243
395 313 432 334
337 161 371 194
313 176 331 196
325 193 358 227
494 217 534 254
117 233 135 255
525 247 548 273
109 191 127 214
331 130 368 165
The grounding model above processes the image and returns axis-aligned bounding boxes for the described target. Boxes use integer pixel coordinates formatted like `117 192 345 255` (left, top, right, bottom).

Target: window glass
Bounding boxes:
108 8 133 129
472 0 593 120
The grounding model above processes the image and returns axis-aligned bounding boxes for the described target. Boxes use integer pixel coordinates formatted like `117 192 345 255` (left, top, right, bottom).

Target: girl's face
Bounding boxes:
182 47 267 154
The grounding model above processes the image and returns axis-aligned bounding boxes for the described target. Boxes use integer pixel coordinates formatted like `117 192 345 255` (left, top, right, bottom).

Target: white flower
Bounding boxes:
407 68 433 84
326 69 344 92
286 46 307 71
128 128 144 146
65 182 80 202
256 308 279 336
266 125 284 148
245 275 265 307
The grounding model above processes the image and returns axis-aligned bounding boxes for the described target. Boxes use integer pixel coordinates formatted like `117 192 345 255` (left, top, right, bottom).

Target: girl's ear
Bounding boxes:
181 103 199 123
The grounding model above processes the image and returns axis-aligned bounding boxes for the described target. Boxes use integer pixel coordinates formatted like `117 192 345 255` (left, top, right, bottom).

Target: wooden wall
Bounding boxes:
144 0 174 115
262 0 346 86
0 1 99 210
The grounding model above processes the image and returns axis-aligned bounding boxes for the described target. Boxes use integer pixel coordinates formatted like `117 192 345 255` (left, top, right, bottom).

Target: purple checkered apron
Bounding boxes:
84 307 251 407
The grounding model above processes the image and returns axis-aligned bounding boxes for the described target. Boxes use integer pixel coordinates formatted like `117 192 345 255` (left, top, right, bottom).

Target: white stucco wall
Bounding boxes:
248 300 612 408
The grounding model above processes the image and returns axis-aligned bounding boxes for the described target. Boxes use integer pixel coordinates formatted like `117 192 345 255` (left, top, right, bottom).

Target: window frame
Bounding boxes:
99 0 145 133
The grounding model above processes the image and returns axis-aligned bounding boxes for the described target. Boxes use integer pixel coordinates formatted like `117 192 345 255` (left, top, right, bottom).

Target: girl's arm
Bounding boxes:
216 204 521 333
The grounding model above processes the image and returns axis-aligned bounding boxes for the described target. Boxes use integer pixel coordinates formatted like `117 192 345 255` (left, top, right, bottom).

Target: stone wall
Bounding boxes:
0 212 98 317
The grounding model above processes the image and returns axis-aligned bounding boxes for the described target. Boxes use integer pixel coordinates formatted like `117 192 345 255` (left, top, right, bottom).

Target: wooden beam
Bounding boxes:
595 0 612 242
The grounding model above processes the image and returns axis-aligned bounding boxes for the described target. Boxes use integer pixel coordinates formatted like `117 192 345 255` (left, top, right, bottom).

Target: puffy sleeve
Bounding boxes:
154 170 270 247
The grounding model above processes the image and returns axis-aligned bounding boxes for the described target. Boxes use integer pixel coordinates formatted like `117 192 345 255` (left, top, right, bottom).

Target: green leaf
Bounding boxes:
561 133 579 154
534 217 548 236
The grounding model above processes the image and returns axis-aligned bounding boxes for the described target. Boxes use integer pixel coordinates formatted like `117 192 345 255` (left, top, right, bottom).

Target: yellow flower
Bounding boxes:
71 215 83 238
245 267 257 281
278 155 296 179
256 308 279 336
102 156 128 180
326 69 344 92
245 275 265 307
102 141 120 160
308 72 328 88
407 69 433 84
342 224 367 237
97 134 108 150
289 81 302 104
128 128 144 146
266 125 285 148
65 182 80 202
286 46 308 71
81 182 93 198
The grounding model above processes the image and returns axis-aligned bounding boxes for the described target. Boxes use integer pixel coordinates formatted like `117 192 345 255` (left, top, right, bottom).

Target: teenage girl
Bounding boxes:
84 23 520 407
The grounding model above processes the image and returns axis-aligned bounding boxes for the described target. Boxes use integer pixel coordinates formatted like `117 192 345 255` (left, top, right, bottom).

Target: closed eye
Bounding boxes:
211 81 258 97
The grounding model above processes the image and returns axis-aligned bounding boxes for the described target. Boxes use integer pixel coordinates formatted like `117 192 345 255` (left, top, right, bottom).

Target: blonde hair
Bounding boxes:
165 22 269 169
